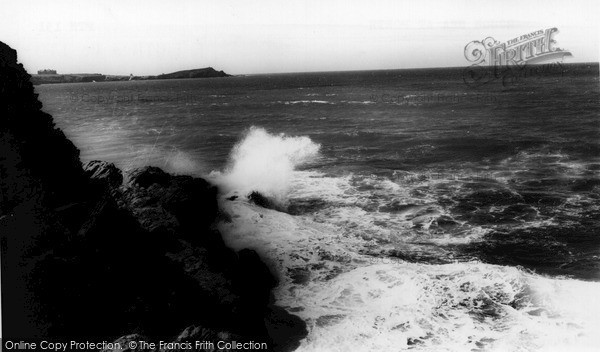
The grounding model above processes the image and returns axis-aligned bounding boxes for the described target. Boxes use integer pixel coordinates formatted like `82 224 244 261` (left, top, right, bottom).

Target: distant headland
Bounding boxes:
30 67 231 85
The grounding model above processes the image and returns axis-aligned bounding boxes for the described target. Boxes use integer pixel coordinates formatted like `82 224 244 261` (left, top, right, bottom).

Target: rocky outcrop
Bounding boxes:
1 40 88 336
152 67 230 80
248 191 278 210
84 160 123 188
0 41 304 350
103 326 243 352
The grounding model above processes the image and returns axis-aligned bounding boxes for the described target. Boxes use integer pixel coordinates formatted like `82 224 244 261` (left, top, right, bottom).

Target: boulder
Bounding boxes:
248 191 276 209
128 166 171 188
84 160 123 188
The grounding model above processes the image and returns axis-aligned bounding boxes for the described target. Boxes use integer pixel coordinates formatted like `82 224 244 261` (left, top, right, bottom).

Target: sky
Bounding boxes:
0 0 598 75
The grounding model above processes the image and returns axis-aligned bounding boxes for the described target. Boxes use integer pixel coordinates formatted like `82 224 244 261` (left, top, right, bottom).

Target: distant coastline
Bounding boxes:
30 67 231 85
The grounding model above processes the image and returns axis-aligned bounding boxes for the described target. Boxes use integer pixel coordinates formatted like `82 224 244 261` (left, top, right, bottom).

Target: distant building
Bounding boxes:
37 69 57 74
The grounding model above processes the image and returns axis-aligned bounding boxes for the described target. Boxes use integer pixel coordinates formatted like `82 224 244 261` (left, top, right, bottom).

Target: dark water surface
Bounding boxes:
37 64 600 280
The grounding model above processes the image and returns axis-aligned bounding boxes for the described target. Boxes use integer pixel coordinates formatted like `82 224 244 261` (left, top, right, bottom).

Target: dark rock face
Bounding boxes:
123 167 219 238
248 191 277 210
103 326 240 352
1 40 87 336
0 42 86 212
127 166 171 188
0 41 305 349
84 160 123 188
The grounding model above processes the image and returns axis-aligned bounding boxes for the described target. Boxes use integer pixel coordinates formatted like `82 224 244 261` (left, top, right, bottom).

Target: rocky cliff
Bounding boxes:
0 41 304 350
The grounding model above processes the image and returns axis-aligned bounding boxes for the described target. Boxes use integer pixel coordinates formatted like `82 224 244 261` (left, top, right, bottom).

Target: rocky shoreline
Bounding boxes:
0 41 305 350
30 67 230 85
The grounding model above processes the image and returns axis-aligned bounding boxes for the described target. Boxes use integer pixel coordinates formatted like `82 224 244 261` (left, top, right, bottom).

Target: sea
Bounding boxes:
36 64 600 352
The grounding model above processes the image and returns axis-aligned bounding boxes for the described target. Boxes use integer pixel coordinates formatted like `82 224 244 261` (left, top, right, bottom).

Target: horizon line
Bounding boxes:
30 61 599 78
239 61 599 76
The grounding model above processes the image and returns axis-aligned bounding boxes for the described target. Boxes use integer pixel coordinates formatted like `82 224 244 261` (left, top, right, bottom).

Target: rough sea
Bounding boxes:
37 64 600 351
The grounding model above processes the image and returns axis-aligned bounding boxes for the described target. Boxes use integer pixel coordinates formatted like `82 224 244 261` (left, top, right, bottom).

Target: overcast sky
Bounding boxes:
1 0 598 75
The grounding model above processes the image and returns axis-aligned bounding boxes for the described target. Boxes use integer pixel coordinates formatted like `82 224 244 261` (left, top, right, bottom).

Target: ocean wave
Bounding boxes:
340 100 376 105
211 127 321 206
218 198 600 352
266 100 336 105
211 131 600 351
277 100 336 105
287 171 488 244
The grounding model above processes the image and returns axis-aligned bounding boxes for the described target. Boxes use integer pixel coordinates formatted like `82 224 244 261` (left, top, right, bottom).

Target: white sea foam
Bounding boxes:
287 170 489 247
218 199 600 352
341 100 376 104
278 100 335 105
293 263 600 352
213 131 600 351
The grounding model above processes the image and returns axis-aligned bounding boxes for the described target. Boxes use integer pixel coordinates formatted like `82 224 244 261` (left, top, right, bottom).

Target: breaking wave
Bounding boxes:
213 126 321 205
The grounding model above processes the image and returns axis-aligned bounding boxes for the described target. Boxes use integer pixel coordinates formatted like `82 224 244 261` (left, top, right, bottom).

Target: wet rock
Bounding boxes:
248 191 276 209
265 306 308 352
128 166 171 188
121 169 219 240
154 326 234 352
103 334 148 352
84 160 123 188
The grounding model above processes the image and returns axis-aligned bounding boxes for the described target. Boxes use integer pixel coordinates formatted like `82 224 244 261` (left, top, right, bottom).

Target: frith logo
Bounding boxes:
462 28 572 87
464 28 571 67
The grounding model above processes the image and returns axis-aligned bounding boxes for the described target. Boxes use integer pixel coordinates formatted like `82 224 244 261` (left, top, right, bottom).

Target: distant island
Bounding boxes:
30 67 230 85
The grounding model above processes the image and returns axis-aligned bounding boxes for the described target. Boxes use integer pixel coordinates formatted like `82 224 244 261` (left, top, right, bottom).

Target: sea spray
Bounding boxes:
215 127 320 206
